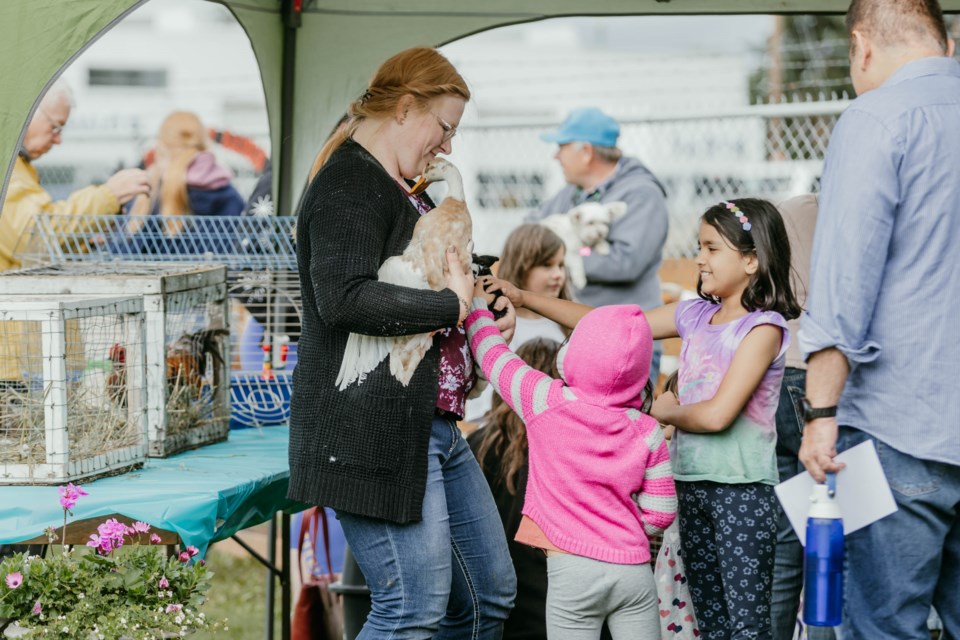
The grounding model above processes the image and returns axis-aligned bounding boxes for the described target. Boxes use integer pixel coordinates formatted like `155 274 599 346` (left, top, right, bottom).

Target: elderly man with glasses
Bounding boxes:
0 80 150 272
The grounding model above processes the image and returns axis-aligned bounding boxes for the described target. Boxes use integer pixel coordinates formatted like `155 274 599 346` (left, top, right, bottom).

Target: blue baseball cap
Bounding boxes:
540 107 620 147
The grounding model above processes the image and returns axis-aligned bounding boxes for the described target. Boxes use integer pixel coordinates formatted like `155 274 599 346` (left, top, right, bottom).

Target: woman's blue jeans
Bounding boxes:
336 417 516 639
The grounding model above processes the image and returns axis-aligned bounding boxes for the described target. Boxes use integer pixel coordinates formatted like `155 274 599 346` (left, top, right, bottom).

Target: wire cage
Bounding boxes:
0 263 231 456
14 214 299 429
0 295 146 485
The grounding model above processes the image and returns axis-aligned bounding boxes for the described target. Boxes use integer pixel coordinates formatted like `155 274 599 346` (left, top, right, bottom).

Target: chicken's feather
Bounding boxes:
335 158 472 390
335 255 429 390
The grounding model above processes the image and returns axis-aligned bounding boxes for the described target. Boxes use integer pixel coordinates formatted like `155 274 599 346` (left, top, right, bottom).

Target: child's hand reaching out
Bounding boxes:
474 277 517 343
479 276 525 310
651 390 679 426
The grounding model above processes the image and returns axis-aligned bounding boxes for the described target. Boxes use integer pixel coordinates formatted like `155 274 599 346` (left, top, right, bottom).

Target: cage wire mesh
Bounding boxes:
161 284 231 453
0 296 146 484
14 215 299 428
0 263 231 456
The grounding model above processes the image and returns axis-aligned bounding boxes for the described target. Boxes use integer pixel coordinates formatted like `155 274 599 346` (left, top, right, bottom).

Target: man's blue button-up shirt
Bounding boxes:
799 56 960 465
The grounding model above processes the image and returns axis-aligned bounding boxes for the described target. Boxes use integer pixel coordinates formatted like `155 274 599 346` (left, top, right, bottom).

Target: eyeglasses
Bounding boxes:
432 112 458 143
39 109 65 136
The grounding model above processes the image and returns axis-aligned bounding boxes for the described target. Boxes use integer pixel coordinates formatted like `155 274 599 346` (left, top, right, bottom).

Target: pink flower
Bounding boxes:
130 521 151 534
186 546 199 557
4 572 23 589
87 533 115 556
150 534 162 544
95 518 128 551
57 483 88 511
159 576 169 589
165 603 183 614
32 600 42 615
178 551 191 563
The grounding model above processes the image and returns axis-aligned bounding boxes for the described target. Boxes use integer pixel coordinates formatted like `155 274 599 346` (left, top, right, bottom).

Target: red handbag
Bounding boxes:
292 507 344 640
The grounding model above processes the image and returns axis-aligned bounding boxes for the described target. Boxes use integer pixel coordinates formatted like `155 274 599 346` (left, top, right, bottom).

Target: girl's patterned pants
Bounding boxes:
677 481 778 640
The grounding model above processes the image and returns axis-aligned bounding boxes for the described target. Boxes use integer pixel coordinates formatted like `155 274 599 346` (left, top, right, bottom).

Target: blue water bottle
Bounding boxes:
803 473 843 627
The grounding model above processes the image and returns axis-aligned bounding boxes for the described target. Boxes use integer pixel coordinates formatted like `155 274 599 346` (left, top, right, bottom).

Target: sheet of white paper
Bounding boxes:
774 440 898 544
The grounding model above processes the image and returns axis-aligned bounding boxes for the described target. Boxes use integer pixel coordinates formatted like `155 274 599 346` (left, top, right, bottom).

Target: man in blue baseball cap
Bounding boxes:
527 106 668 380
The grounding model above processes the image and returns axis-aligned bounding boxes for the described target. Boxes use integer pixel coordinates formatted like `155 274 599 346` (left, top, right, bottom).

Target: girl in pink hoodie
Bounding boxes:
465 292 676 640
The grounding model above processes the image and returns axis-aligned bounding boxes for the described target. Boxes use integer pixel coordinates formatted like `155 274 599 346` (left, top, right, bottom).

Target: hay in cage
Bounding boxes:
13 214 299 430
0 263 231 457
0 296 147 485
0 382 140 465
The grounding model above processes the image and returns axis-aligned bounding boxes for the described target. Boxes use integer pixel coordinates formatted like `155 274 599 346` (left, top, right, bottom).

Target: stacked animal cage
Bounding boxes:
0 263 230 457
14 214 299 429
0 295 146 484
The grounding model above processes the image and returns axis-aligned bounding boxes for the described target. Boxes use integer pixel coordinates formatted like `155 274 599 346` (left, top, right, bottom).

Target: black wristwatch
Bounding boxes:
801 398 837 422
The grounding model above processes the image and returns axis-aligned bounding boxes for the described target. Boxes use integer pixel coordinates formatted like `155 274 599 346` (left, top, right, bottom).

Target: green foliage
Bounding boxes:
0 545 226 639
750 15 855 103
189 548 282 640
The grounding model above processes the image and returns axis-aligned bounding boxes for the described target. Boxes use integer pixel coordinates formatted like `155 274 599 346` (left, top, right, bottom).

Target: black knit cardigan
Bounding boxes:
288 140 460 523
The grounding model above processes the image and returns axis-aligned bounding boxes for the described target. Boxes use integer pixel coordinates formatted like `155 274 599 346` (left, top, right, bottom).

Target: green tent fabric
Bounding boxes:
2 0 956 216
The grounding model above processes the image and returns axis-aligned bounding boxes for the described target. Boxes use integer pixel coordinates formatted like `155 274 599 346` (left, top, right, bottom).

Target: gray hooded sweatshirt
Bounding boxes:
526 156 668 312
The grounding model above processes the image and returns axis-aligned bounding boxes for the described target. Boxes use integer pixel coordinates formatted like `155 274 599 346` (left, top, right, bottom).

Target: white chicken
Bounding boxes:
335 157 473 389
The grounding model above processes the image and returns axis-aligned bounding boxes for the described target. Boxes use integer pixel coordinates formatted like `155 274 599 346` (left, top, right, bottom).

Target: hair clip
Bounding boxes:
359 90 372 105
722 201 752 231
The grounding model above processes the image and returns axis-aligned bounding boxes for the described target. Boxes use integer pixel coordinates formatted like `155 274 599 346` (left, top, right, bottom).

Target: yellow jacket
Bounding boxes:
0 155 119 272
0 156 116 380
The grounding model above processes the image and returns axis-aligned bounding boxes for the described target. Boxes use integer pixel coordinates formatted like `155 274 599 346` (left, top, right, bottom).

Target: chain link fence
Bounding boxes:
454 98 847 259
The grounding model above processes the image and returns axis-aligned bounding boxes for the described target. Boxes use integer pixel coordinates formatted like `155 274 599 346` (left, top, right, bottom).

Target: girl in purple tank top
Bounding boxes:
645 198 801 639
480 198 800 639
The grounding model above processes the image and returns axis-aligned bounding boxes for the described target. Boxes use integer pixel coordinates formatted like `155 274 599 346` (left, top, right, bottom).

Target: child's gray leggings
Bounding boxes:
545 553 660 640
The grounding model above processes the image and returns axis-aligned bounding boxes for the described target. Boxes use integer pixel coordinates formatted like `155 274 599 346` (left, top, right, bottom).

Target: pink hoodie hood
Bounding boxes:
186 151 233 189
558 304 653 408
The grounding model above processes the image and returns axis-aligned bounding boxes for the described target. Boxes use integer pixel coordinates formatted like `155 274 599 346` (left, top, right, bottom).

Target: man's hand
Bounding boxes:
104 168 150 205
798 417 846 483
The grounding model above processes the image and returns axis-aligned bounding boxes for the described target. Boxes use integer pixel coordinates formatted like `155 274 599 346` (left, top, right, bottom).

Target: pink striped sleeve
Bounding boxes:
637 424 677 537
465 305 563 421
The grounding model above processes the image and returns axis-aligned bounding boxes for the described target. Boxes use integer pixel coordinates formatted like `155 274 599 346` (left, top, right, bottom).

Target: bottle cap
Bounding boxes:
808 483 841 520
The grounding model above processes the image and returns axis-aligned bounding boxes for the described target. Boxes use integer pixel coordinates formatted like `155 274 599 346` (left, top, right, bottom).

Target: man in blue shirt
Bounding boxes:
799 1 960 638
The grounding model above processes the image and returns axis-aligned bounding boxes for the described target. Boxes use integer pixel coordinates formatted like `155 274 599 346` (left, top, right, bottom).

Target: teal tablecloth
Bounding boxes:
0 427 307 556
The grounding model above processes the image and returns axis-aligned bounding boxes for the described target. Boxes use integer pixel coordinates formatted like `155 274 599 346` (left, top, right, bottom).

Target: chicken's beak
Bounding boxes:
410 176 430 195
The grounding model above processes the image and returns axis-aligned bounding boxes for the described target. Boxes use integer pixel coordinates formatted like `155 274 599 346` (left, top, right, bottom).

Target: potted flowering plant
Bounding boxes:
0 484 225 639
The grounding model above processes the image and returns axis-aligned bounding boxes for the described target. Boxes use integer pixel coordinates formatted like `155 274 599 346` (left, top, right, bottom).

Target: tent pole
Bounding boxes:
277 0 302 219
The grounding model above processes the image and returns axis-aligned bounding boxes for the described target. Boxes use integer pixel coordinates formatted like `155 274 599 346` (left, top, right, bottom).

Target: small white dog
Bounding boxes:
538 201 627 289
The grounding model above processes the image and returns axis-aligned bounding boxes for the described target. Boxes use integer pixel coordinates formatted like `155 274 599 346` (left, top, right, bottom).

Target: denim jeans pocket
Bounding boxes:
877 439 942 496
785 384 805 437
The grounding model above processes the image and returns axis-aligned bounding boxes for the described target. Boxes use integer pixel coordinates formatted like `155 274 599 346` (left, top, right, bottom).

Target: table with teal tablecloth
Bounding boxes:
0 426 305 555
